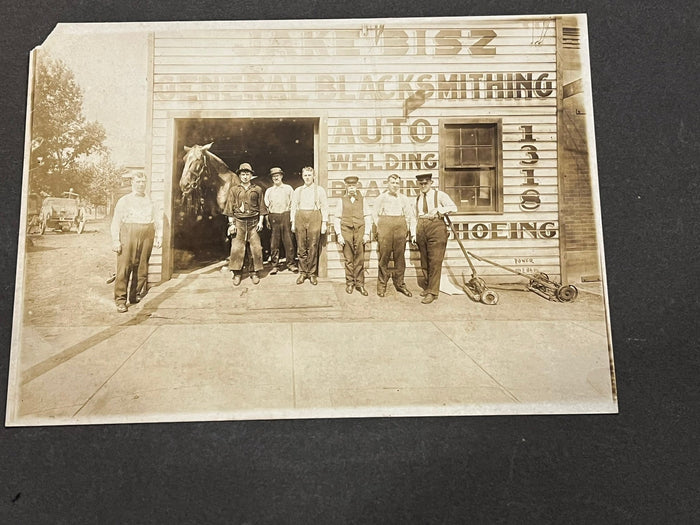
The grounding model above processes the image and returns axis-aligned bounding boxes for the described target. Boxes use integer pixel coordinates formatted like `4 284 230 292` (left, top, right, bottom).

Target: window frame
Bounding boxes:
439 118 503 215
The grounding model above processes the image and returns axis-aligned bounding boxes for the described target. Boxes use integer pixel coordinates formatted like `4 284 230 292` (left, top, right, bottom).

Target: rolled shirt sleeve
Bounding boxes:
438 190 458 215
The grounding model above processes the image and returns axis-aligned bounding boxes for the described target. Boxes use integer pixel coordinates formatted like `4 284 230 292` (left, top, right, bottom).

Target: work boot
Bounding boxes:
287 263 299 273
419 290 428 297
232 273 242 286
269 267 278 275
296 273 307 285
309 275 318 285
116 303 128 313
396 285 412 297
356 286 368 296
377 286 386 298
421 293 437 304
251 272 260 284
346 284 354 294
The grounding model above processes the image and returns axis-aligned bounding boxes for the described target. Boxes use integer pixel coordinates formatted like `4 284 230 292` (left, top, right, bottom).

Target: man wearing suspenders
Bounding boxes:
414 173 457 304
372 174 416 298
291 166 329 285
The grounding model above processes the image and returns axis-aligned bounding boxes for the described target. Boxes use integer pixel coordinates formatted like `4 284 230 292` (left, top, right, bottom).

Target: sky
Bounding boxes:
40 24 150 167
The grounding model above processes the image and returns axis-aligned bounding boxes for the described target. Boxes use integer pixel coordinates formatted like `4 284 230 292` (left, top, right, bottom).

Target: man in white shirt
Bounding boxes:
291 166 329 285
414 172 458 304
371 174 416 298
263 167 297 274
332 175 371 295
111 172 162 313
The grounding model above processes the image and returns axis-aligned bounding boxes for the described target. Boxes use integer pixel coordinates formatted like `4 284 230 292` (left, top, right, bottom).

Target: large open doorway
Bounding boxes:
172 118 317 273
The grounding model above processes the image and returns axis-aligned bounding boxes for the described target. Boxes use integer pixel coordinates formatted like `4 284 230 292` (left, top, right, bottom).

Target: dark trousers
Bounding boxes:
114 223 155 305
294 209 322 276
269 211 295 268
416 217 449 296
340 224 365 286
376 216 408 289
230 217 263 272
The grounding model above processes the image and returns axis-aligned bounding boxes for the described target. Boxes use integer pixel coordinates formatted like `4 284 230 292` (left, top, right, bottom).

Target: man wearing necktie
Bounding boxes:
332 175 371 295
414 172 457 304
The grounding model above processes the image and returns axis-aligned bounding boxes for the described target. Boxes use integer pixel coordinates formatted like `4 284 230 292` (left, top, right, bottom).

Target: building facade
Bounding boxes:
144 15 599 286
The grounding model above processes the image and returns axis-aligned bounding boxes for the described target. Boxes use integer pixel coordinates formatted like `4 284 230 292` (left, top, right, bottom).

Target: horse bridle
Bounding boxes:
181 150 209 217
182 151 208 196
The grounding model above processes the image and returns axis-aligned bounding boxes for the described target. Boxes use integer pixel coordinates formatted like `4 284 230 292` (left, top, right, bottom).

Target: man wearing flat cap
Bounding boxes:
414 172 457 304
223 162 268 286
332 175 371 295
264 167 297 275
371 174 416 298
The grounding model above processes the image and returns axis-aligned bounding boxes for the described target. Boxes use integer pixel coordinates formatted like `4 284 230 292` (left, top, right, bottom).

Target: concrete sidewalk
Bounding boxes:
9 266 617 425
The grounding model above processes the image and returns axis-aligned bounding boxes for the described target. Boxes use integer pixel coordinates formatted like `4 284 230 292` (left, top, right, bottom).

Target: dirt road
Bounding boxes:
20 219 118 327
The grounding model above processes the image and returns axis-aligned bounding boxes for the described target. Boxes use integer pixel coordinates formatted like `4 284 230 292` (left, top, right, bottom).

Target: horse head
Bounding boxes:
179 143 240 218
179 142 212 198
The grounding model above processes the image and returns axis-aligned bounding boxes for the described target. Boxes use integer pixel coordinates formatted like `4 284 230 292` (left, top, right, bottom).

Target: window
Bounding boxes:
440 120 502 213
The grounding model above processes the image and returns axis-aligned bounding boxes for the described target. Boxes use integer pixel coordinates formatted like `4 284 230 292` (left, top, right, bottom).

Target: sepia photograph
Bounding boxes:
6 14 617 426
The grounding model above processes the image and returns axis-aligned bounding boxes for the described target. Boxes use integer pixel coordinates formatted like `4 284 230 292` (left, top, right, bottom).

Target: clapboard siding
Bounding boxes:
149 17 561 282
153 61 556 74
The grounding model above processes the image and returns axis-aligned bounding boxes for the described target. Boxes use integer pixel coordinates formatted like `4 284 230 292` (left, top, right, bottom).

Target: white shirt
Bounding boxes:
415 189 457 219
111 192 163 243
291 184 329 222
264 183 294 214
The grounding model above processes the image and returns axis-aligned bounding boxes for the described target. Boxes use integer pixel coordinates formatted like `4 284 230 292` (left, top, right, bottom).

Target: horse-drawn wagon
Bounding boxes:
39 189 87 234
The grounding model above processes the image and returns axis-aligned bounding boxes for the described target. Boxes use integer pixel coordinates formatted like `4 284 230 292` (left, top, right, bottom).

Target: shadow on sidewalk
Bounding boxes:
20 274 199 387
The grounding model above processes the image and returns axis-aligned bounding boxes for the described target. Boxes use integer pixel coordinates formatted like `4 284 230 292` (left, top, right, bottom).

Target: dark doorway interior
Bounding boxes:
172 118 316 272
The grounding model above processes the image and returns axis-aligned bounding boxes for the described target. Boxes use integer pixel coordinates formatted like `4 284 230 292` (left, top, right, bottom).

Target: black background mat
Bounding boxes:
1 1 698 522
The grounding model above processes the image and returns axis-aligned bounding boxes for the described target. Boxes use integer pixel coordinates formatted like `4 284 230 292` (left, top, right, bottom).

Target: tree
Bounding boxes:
80 155 128 207
30 53 107 195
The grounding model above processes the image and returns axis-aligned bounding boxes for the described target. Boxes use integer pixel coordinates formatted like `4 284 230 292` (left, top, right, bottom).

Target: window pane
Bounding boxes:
461 128 477 145
444 127 460 145
478 171 493 205
477 126 494 145
476 146 495 166
462 172 478 186
461 147 477 166
444 146 460 167
459 187 476 206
